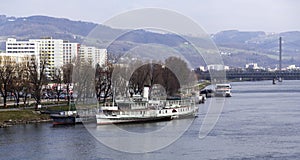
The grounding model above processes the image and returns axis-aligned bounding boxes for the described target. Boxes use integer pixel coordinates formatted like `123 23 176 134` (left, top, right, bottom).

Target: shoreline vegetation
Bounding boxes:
0 110 51 128
0 81 211 128
0 103 70 128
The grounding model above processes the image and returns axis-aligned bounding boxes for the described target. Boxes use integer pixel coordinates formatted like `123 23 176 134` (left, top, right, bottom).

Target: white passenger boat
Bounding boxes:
214 83 232 97
96 86 199 125
96 98 198 125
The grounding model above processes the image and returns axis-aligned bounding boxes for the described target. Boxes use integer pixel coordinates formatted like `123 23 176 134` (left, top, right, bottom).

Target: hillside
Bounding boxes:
1 15 299 68
0 15 97 41
212 30 300 67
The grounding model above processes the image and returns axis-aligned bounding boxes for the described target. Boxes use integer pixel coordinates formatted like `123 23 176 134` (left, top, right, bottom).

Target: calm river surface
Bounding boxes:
1 80 300 160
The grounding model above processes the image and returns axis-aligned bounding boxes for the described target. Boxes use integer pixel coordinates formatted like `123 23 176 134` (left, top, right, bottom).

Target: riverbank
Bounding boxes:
0 82 210 128
0 110 51 128
0 105 72 128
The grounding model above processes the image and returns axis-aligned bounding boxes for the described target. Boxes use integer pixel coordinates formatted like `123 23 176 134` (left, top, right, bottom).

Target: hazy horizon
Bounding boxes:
1 0 299 34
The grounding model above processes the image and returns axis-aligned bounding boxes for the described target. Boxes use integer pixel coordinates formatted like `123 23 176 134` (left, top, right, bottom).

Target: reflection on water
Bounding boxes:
1 80 300 159
86 117 195 153
107 121 169 133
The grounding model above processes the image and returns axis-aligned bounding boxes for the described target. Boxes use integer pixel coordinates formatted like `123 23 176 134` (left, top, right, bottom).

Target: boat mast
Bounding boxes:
112 87 115 106
279 37 282 71
278 37 283 82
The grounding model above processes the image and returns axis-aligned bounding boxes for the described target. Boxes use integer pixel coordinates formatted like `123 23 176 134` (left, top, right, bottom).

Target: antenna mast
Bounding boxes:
279 37 282 71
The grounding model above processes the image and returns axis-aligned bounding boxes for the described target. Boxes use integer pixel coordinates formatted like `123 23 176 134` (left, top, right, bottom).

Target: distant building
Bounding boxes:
6 38 39 56
5 38 107 77
6 38 80 77
63 41 80 64
79 46 107 67
224 65 230 70
5 38 40 67
286 65 300 70
199 66 206 71
245 63 263 70
29 38 64 76
207 64 229 71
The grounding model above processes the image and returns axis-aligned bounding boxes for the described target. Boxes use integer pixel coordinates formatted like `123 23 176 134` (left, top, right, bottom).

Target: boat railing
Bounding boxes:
101 106 119 111
165 99 195 108
130 102 148 110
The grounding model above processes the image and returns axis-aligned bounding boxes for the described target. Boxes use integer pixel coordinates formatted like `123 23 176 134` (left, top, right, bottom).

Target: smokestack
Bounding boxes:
143 86 150 100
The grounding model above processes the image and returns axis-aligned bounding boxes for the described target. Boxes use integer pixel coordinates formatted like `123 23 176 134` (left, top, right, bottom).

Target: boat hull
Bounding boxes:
96 107 198 125
214 92 232 97
96 115 172 125
50 114 76 125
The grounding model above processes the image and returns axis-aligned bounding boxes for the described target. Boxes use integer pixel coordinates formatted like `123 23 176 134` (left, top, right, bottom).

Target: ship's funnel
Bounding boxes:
143 86 150 100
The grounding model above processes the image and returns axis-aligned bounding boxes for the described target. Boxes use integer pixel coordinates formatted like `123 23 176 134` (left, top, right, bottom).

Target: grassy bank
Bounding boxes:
0 110 51 127
0 104 71 128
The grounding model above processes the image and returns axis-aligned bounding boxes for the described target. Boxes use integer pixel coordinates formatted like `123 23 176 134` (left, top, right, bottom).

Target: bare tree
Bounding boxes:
164 57 196 96
112 64 130 98
127 63 180 96
165 57 193 86
127 60 152 95
11 62 28 107
73 60 95 104
0 56 15 107
160 65 180 96
27 56 48 109
51 67 63 103
62 63 73 105
21 71 32 108
95 63 114 103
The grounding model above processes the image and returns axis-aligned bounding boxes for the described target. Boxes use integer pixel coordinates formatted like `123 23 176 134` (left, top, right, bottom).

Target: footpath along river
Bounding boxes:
0 80 300 160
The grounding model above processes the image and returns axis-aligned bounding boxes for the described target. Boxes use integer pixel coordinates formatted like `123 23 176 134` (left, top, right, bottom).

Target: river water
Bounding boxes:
1 80 300 160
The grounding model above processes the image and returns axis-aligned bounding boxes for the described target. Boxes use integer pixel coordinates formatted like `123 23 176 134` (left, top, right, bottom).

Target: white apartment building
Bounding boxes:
5 38 40 68
95 48 107 67
5 38 107 76
79 46 107 67
6 38 80 77
6 38 39 56
29 38 64 76
63 41 80 64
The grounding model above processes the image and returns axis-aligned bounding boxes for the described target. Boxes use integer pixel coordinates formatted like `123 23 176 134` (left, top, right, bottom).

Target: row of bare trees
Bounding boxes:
0 56 73 108
93 56 194 102
127 57 194 97
0 54 194 107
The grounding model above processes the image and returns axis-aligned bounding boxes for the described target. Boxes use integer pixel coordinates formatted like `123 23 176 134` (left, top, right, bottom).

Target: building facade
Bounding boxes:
6 38 81 76
5 38 39 67
29 38 64 76
63 41 80 65
6 38 39 56
79 46 107 67
5 38 107 77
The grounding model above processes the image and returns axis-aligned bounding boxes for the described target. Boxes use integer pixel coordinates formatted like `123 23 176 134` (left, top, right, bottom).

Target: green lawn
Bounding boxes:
0 110 50 124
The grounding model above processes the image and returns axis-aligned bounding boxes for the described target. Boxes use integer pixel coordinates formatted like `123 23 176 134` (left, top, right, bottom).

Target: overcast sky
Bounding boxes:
1 0 299 33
